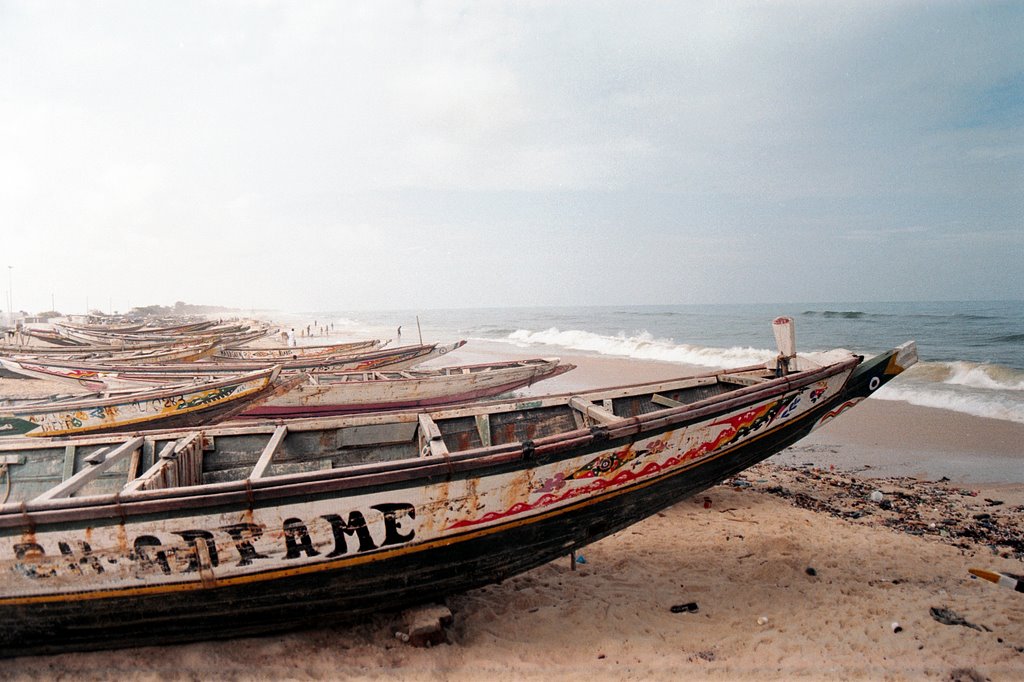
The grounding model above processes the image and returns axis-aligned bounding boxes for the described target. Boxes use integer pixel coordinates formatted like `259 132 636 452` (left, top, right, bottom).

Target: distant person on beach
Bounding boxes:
397 326 402 345
288 328 296 347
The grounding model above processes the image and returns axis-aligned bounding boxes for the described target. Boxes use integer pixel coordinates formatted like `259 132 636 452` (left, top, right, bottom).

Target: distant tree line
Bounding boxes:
130 301 238 316
9 302 238 321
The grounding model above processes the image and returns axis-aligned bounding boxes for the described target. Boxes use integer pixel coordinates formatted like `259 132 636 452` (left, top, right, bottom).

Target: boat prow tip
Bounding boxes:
894 340 919 371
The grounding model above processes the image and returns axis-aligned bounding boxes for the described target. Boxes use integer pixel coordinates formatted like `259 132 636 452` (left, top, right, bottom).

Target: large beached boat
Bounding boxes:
0 321 917 655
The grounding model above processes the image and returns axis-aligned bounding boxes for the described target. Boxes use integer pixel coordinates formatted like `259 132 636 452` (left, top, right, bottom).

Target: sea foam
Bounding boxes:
506 327 775 368
875 384 1024 424
872 361 1024 424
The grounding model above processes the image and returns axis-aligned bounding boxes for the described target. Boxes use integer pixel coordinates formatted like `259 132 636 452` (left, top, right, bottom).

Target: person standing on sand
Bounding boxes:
288 328 296 347
397 326 402 345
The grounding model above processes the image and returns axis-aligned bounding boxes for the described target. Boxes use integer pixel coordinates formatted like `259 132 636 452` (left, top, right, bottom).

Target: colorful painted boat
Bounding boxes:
215 339 382 361
0 331 916 655
21 328 89 347
0 341 467 390
240 358 576 418
0 366 289 438
4 341 220 366
55 324 270 349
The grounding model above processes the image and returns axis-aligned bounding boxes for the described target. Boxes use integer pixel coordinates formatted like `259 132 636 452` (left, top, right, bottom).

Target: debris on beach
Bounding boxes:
969 568 1024 593
929 606 989 632
727 462 1024 560
393 604 453 647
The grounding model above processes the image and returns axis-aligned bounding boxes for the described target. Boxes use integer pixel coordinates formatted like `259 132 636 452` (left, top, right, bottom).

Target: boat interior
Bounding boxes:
0 364 781 507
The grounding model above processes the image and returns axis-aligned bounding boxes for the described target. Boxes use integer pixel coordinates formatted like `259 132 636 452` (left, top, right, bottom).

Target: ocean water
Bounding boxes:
302 301 1024 426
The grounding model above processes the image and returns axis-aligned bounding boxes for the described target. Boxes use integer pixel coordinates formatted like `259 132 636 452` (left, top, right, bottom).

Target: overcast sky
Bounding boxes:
1 1 1021 314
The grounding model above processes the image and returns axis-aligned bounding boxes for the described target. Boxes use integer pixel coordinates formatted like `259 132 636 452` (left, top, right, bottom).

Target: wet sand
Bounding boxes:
0 336 1021 679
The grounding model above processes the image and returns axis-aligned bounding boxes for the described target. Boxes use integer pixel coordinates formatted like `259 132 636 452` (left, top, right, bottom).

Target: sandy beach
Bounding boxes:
0 335 1021 680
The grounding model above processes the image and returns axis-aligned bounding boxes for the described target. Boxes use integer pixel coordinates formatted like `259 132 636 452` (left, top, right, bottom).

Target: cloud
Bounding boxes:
0 1 1020 313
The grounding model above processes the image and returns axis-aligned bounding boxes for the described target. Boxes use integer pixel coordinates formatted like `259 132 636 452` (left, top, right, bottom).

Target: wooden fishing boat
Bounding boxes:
4 341 219 366
0 366 289 438
0 325 917 655
215 339 382 361
21 328 88 347
57 321 149 333
0 341 466 390
239 358 576 418
55 324 269 349
136 320 218 335
2 341 194 356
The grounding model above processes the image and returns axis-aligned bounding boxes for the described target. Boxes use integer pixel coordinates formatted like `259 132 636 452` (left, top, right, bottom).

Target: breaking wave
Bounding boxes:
908 361 1024 392
505 327 774 368
874 361 1024 424
875 385 1024 424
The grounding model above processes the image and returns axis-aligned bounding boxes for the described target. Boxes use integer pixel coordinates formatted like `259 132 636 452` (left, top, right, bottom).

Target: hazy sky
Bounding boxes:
1 1 1021 314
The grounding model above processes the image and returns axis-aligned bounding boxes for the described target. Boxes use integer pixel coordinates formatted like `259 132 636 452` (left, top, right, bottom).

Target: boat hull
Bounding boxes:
214 339 381 360
240 360 574 418
0 368 283 438
0 398 838 654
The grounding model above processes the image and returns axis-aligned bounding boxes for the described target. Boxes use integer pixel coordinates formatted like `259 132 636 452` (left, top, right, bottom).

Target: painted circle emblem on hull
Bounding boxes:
869 376 880 391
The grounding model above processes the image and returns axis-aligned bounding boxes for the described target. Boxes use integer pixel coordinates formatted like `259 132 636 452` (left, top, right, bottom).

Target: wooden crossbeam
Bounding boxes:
569 396 618 425
652 393 685 409
474 414 491 448
251 425 288 479
718 373 770 387
418 413 449 457
36 437 144 502
62 444 76 482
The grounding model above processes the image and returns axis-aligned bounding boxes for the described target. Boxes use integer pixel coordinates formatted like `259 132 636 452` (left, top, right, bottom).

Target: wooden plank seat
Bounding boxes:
418 413 449 457
569 396 619 425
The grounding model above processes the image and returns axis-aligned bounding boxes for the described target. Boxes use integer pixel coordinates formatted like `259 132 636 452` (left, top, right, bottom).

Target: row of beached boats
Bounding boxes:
0 316 917 656
1 319 577 436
